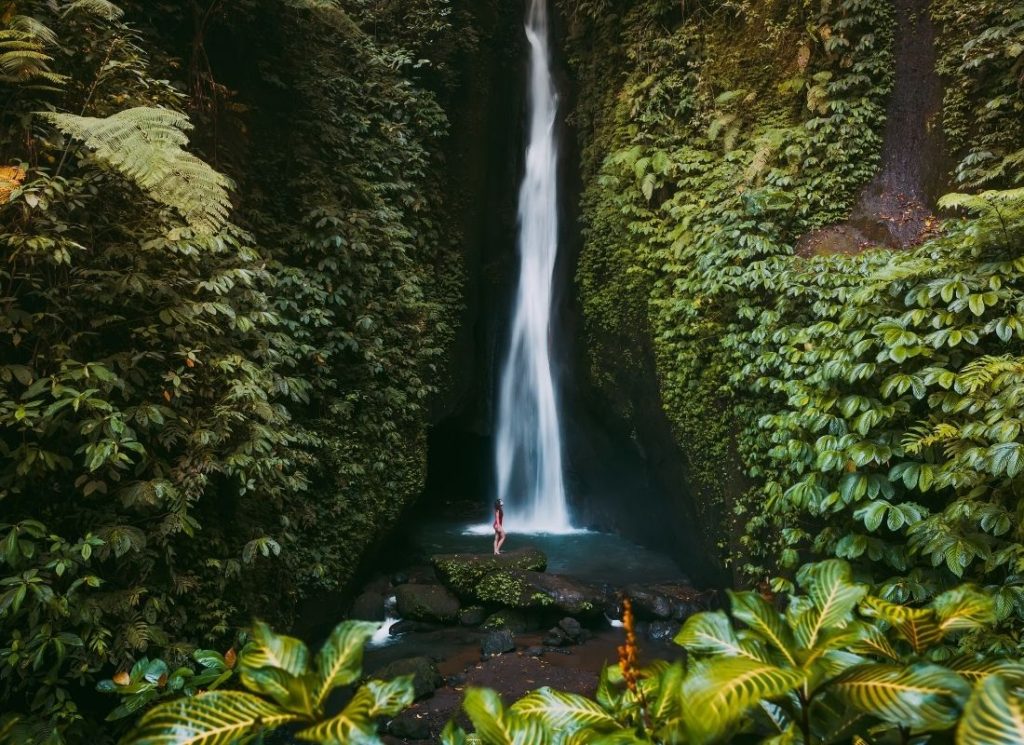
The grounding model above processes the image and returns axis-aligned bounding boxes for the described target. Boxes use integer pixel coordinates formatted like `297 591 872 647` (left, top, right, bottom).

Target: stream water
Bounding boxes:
493 0 572 533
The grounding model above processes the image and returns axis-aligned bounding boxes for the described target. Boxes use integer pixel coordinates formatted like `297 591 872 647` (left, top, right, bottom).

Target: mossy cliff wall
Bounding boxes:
558 0 1024 594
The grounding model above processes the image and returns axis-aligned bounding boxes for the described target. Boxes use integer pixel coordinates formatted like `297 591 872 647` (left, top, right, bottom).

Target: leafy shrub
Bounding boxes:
447 560 1021 745
0 0 468 740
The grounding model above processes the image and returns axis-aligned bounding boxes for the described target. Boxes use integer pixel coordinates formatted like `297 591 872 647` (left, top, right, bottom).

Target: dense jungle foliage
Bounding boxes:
561 0 1024 614
0 0 489 739
4 0 1024 741
64 560 1024 743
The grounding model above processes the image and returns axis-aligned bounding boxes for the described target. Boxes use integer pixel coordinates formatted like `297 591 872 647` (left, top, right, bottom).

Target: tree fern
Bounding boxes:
0 16 65 87
62 0 125 20
39 107 233 233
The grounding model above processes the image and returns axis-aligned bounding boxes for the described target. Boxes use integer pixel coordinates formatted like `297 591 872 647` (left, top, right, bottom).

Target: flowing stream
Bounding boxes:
492 0 574 534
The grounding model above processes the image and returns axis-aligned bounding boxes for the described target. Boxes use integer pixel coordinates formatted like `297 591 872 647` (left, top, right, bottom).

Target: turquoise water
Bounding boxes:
413 522 688 586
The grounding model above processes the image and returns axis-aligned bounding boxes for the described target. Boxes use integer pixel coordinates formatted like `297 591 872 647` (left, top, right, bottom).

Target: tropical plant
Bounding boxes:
40 107 234 233
95 646 237 723
0 0 471 740
106 619 413 745
443 560 1023 745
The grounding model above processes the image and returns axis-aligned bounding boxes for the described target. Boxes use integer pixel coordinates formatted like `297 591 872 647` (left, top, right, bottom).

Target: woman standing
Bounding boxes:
493 499 506 555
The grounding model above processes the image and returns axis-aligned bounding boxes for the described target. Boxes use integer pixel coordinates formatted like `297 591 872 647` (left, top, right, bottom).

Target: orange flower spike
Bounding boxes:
618 598 640 695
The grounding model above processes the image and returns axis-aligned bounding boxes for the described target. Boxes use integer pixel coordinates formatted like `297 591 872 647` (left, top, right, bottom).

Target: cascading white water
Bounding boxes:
492 0 574 534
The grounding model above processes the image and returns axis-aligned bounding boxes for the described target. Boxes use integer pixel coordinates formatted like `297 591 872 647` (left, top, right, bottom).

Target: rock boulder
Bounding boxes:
375 656 443 700
474 570 605 615
481 629 516 658
395 584 460 623
431 548 548 596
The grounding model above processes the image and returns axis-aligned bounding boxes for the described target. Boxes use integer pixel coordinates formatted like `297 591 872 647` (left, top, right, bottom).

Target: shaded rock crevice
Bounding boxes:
798 0 950 256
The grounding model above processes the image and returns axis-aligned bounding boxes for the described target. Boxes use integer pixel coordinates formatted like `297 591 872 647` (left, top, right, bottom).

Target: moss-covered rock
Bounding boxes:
473 570 605 616
431 548 547 596
457 605 487 626
375 656 444 700
481 609 530 632
395 584 460 623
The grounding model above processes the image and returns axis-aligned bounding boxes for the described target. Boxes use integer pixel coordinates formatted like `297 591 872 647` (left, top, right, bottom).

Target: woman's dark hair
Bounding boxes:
494 499 502 509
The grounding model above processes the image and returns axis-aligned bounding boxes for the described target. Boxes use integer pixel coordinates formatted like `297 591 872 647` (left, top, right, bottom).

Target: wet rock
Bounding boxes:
542 627 569 647
558 617 582 641
625 584 703 621
376 657 443 700
389 619 433 636
458 606 486 626
431 548 548 596
481 610 529 633
350 591 386 622
648 620 681 643
446 673 466 687
390 571 409 586
624 587 671 620
395 584 460 623
525 646 545 657
481 629 515 658
388 711 431 740
474 571 605 615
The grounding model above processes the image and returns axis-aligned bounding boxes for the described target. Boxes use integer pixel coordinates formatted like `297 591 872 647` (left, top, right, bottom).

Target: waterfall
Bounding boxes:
492 0 574 534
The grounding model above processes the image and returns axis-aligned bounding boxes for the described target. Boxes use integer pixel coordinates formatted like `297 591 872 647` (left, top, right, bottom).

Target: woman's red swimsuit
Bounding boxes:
493 507 504 531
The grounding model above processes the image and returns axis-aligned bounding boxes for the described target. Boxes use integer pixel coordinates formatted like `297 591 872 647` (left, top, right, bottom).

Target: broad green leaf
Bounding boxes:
728 591 796 666
931 586 996 634
313 620 378 705
464 688 514 745
241 621 310 676
681 657 805 744
792 561 867 649
296 676 412 743
675 611 766 661
128 690 298 745
295 715 381 745
510 687 617 733
649 661 684 725
441 720 468 745
861 596 942 654
845 623 899 661
956 674 1024 745
237 664 316 717
594 665 621 712
808 693 869 745
579 730 647 745
947 656 1024 684
505 711 548 745
831 662 970 731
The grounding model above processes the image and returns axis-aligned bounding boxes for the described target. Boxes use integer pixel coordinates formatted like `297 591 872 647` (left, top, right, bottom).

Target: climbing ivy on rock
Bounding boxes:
563 0 1024 615
0 0 472 740
562 0 893 563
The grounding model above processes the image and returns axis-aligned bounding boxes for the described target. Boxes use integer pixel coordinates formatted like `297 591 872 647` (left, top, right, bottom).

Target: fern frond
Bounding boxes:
62 0 125 21
7 15 59 46
40 107 234 233
0 16 64 85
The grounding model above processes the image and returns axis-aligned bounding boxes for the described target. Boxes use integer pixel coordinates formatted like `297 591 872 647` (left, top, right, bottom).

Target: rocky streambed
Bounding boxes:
348 547 711 743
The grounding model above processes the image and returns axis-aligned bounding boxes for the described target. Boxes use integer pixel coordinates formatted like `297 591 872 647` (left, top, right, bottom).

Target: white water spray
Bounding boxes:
492 0 574 534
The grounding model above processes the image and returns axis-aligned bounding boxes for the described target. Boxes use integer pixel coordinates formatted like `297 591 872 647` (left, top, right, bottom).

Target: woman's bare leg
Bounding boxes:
494 531 500 555
496 530 506 554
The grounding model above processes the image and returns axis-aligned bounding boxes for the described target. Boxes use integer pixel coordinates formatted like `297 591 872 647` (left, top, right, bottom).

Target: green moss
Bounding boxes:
432 549 548 596
565 0 893 579
473 570 530 608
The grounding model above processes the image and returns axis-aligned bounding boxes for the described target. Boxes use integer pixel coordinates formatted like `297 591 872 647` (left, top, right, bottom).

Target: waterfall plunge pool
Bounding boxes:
412 521 688 587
